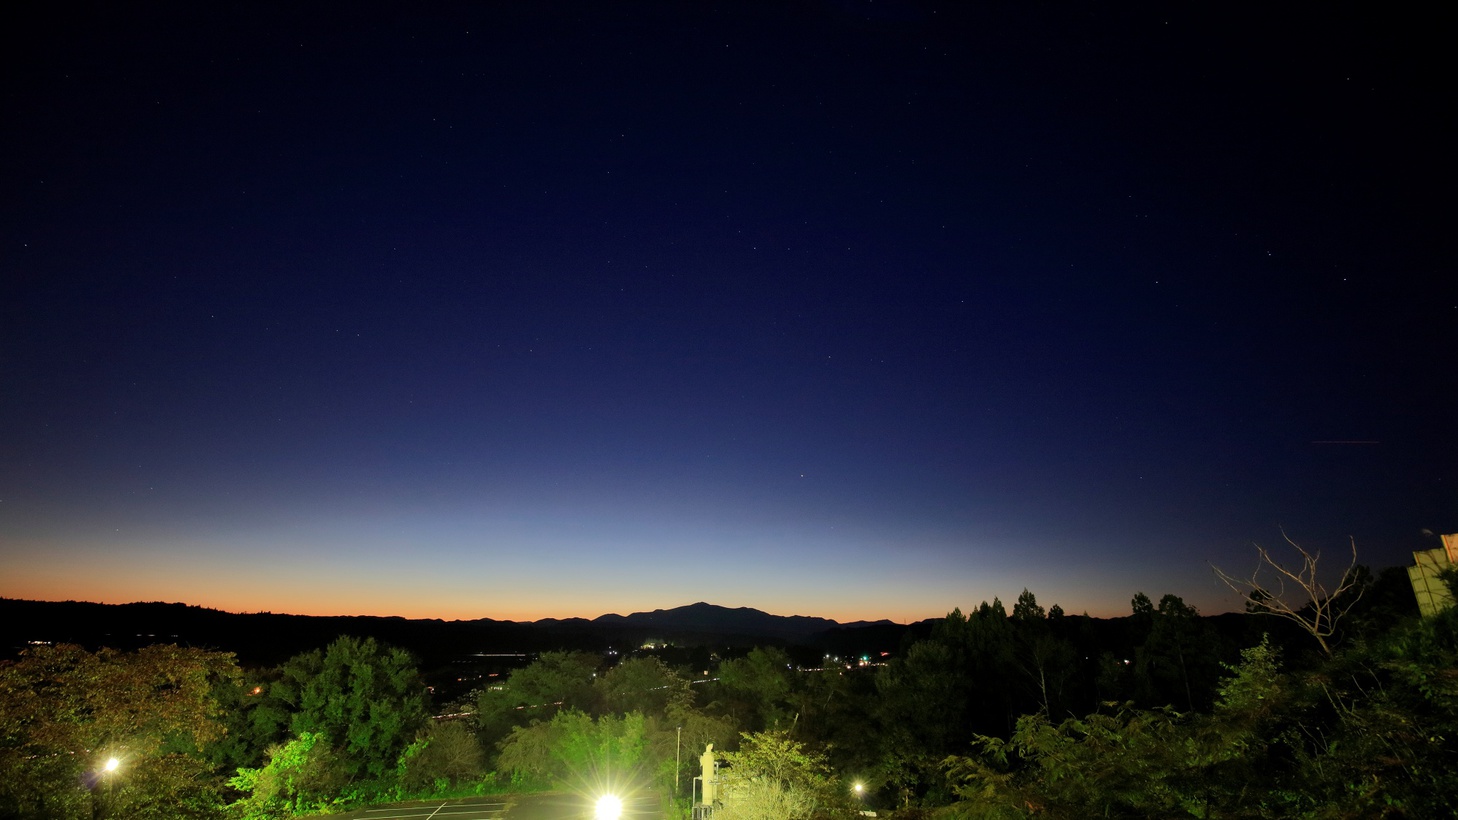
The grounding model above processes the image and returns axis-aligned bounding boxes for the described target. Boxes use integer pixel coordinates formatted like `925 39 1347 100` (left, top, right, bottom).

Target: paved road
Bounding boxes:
334 797 510 820
329 793 659 820
502 793 656 819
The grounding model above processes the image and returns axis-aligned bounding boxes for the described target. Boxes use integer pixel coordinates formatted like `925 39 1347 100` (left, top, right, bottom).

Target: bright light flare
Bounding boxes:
594 794 623 819
103 757 120 773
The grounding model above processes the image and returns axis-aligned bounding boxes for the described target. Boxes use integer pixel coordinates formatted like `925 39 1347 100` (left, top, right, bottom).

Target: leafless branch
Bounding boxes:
1212 532 1364 657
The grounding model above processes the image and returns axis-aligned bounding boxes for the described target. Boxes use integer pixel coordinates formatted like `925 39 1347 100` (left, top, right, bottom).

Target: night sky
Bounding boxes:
3 1 1453 623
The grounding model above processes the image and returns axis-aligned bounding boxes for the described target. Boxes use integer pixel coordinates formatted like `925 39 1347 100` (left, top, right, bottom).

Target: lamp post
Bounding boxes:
91 757 121 820
594 794 623 819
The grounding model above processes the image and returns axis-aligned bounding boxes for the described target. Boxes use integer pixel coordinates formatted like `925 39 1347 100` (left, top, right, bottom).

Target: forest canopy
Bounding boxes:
1 566 1455 819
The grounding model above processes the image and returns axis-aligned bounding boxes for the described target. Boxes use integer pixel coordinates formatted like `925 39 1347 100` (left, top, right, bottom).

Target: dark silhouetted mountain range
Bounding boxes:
0 597 904 667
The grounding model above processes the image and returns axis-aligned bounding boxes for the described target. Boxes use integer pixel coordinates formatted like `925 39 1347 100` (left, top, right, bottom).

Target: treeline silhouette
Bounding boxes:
3 564 1453 818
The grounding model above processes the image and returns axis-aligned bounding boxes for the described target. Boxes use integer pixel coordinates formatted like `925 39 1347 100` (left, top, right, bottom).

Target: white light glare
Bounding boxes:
595 794 623 819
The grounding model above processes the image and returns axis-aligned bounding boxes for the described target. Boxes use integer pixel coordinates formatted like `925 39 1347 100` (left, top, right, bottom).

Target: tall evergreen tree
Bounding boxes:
279 636 428 780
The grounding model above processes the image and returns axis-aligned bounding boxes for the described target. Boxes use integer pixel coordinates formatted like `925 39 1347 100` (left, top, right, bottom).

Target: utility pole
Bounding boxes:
675 725 682 793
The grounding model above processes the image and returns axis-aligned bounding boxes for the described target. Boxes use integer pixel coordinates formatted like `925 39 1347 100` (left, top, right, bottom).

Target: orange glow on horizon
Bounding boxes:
1 579 1136 624
0 538 1144 624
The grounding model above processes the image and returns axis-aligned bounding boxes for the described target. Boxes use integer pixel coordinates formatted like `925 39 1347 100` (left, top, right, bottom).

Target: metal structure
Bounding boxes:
1407 533 1458 617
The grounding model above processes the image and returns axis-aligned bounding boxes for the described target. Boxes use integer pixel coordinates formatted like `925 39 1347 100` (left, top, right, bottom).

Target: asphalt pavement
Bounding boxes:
327 793 659 820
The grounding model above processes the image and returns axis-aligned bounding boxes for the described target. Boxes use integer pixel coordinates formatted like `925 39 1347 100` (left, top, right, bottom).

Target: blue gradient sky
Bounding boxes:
2 2 1452 622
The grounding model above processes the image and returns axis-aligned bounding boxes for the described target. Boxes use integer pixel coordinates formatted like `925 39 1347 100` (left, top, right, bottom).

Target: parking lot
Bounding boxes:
328 793 658 820
334 797 509 820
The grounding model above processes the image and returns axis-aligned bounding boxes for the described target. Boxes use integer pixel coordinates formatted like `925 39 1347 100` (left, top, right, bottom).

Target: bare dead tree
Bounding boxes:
1212 533 1364 657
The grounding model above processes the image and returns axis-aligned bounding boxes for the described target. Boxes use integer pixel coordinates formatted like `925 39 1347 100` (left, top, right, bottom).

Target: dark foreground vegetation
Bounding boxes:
2 565 1454 819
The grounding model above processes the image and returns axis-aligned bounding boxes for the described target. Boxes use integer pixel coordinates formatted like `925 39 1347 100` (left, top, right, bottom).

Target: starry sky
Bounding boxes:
2 1 1453 623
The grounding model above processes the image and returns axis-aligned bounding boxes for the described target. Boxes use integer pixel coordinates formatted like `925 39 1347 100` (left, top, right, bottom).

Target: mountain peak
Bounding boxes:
587 602 844 641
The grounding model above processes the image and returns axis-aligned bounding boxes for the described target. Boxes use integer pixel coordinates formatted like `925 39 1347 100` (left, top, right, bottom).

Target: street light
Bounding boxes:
92 756 122 820
594 794 623 820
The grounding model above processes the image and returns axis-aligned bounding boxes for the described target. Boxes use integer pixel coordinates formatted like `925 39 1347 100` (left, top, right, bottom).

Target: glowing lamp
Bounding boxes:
595 794 623 819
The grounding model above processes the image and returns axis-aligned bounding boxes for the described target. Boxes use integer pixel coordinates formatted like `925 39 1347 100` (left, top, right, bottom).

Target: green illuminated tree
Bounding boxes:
496 709 653 789
227 731 347 819
278 636 428 781
206 671 290 772
477 650 600 751
0 643 239 820
713 647 795 731
716 731 846 820
598 656 688 717
396 720 485 794
489 651 599 714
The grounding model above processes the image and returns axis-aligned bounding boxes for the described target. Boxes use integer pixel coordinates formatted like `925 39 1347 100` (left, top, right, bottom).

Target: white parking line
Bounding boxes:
358 800 508 820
